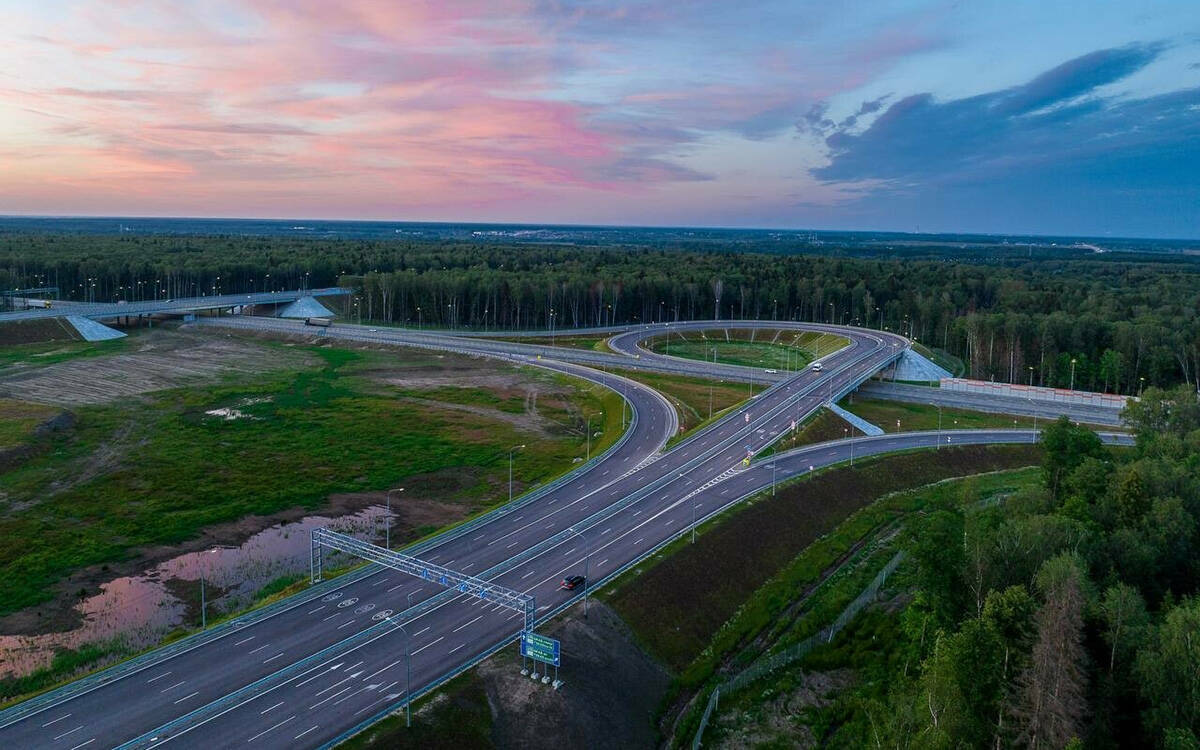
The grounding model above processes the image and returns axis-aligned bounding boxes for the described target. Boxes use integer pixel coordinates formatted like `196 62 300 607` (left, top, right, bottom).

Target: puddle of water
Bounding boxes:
0 505 389 678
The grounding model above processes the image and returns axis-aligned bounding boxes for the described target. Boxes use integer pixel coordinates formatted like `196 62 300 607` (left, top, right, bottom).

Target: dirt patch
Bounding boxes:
711 669 856 750
0 327 316 406
347 602 671 750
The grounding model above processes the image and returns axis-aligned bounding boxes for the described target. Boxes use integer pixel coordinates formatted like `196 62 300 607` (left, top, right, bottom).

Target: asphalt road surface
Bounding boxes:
0 320 1117 749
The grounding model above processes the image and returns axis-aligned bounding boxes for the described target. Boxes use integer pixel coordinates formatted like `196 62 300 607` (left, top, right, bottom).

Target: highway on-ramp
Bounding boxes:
0 319 1084 750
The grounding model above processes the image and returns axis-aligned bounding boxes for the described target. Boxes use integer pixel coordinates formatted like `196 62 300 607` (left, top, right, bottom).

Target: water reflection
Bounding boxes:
0 506 387 678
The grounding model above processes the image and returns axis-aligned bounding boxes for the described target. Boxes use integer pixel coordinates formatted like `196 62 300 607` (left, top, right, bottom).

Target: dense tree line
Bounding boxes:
847 391 1200 748
4 232 1200 393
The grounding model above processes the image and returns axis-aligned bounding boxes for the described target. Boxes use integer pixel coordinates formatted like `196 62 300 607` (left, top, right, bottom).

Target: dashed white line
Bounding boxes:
260 700 285 715
247 715 295 742
449 643 466 654
412 636 445 655
41 713 72 727
248 644 270 655
145 671 172 684
69 739 95 750
174 691 199 704
294 725 320 740
52 726 82 741
453 614 484 632
160 680 186 693
337 619 356 630
263 652 286 663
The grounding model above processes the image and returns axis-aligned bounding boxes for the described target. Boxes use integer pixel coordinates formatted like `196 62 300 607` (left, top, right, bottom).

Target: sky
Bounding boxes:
2 1 1198 237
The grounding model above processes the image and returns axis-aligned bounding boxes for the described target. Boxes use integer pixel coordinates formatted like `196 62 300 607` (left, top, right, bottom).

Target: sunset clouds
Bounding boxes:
2 1 1198 235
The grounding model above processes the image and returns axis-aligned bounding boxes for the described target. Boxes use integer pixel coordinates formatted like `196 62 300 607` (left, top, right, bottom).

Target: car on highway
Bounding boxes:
559 575 586 590
811 362 823 372
764 368 777 373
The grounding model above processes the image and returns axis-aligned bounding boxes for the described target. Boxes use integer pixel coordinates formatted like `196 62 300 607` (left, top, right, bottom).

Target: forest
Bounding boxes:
4 231 1200 393
803 386 1200 749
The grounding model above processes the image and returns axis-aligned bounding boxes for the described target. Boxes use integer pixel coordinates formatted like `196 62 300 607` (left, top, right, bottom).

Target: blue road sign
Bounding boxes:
520 631 560 666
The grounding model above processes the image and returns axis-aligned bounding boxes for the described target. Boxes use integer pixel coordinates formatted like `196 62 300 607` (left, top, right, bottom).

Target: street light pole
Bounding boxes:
385 488 405 550
508 445 525 504
934 404 942 450
1070 358 1077 391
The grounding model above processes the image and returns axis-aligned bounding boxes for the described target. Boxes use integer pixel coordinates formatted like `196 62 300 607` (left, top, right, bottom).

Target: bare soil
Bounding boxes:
0 327 316 405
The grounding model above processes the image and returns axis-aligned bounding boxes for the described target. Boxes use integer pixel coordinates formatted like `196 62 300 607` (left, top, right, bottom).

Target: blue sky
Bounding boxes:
2 0 1198 237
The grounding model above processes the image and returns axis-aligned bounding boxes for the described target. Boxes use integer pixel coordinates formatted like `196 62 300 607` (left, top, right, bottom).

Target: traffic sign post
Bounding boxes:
520 631 563 689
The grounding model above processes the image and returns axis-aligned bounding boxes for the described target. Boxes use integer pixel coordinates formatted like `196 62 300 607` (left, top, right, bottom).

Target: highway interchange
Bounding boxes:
0 318 1131 749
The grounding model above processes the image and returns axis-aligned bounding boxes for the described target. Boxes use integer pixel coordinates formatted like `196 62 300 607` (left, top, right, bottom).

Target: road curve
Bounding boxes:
2 319 907 749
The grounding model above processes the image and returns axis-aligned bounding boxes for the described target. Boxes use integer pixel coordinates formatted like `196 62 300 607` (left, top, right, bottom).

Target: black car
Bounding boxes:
559 575 586 590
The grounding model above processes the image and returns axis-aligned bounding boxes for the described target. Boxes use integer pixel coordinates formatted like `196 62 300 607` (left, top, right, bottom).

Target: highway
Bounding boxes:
0 319 1116 749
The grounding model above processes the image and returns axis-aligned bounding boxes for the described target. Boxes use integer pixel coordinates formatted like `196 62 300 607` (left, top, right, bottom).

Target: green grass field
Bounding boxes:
608 368 762 438
841 395 1034 432
0 337 131 370
0 399 63 449
0 343 623 617
647 328 848 372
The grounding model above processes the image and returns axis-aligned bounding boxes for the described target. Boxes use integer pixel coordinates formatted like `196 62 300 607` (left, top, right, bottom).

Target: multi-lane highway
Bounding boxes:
0 319 1112 749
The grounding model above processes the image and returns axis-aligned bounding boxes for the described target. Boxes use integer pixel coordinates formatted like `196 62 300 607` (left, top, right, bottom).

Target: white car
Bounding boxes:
811 362 823 372
764 369 777 374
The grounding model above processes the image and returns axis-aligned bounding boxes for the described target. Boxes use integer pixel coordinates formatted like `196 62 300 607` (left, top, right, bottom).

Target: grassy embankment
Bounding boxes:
0 344 623 619
646 328 849 371
694 467 1044 747
842 395 1034 432
602 445 1042 743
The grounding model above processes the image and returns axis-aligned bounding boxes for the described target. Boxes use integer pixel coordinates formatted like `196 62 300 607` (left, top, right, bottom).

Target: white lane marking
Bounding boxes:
372 579 389 587
306 605 325 615
69 740 95 750
322 612 340 622
344 660 364 672
634 537 644 545
173 691 199 704
308 688 351 710
413 626 430 637
453 615 483 632
412 636 445 655
263 652 286 663
53 726 83 740
337 619 356 630
363 658 404 681
260 701 285 715
386 584 405 592
247 715 295 742
521 570 535 579
294 725 320 740
248 644 269 655
146 671 172 684
449 643 466 654
160 680 186 693
314 676 356 698
41 713 71 727
234 636 256 646
597 558 609 567
507 541 520 549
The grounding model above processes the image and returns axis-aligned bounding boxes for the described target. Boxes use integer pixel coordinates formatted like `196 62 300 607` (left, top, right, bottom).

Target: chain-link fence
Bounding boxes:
692 550 904 748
